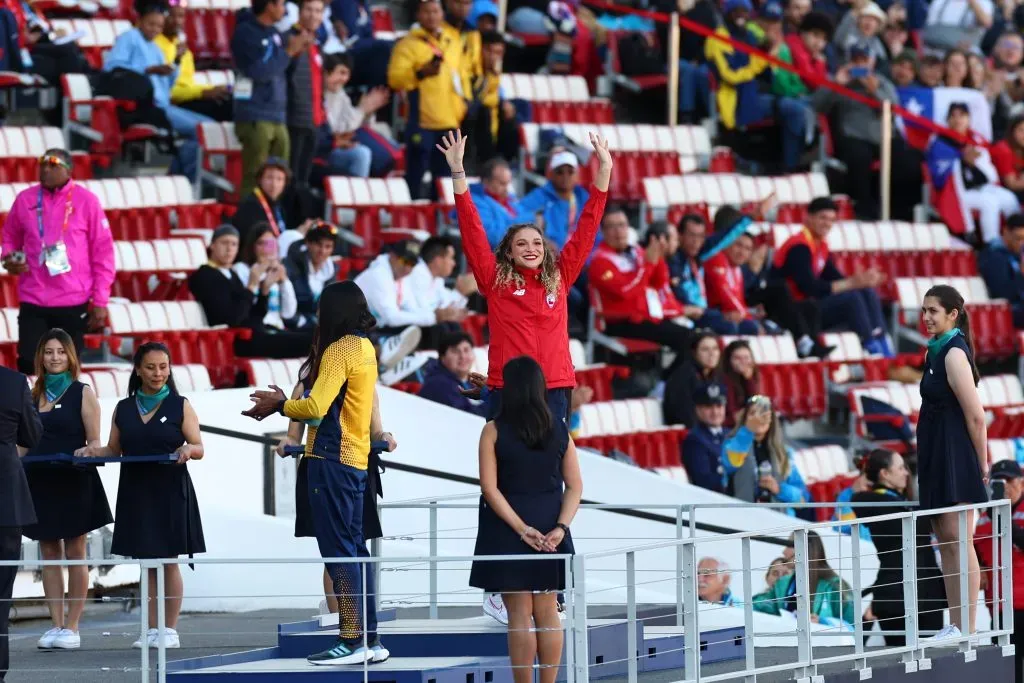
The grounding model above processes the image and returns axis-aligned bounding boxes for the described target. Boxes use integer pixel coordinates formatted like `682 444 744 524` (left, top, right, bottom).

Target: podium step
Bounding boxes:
168 655 511 683
639 625 746 671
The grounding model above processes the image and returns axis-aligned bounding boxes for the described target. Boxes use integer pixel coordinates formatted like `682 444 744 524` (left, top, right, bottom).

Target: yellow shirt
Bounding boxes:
387 24 468 130
153 33 210 104
284 336 377 470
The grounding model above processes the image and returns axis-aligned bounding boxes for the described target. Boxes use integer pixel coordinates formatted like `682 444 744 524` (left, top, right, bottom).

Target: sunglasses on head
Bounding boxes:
311 220 339 236
747 394 772 409
39 155 71 170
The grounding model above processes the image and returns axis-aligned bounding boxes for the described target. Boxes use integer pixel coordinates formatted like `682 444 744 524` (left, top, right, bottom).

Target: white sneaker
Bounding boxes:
378 327 422 371
52 628 81 650
151 627 180 649
37 627 62 649
379 354 430 386
924 624 962 646
132 628 157 649
483 594 508 626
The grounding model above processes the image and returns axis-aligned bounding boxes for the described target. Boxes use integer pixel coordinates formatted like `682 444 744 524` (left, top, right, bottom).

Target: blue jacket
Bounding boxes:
514 182 590 250
417 360 488 416
330 0 374 44
231 9 291 124
667 251 706 308
469 183 519 248
0 8 21 72
978 238 1024 309
104 27 176 109
832 485 873 541
680 423 726 494
721 426 809 514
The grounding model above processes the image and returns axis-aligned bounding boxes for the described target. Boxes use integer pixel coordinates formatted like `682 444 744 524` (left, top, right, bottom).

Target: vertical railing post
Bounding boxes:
741 538 755 683
564 557 576 683
571 555 590 683
139 561 149 683
626 551 638 683
429 502 438 619
682 542 700 683
997 501 1014 649
372 504 382 604
792 529 813 679
901 514 919 660
851 527 865 667
957 509 970 649
676 506 684 627
156 561 167 683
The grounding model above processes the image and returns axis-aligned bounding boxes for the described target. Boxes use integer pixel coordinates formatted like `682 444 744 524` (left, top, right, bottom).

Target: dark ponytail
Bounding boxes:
862 448 894 486
925 284 980 385
127 341 178 397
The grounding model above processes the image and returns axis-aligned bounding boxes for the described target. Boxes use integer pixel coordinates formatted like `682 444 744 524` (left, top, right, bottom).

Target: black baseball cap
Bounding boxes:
390 240 422 265
991 460 1023 481
694 383 727 406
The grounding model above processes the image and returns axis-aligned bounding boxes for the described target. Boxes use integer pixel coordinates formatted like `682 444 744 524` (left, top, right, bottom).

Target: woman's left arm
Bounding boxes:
370 387 397 451
558 134 612 284
177 399 205 464
543 438 582 551
946 347 988 479
478 423 544 550
80 385 103 450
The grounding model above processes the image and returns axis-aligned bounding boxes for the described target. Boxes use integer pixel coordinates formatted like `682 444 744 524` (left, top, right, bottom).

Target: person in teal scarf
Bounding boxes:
752 530 855 628
916 284 988 642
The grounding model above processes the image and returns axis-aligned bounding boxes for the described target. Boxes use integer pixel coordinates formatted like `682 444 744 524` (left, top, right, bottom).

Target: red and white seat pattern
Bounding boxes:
717 333 827 419
499 74 614 124
643 172 832 226
241 358 305 390
49 19 132 70
769 222 976 289
324 176 435 258
192 70 235 89
573 398 688 468
63 73 166 164
989 439 1020 465
893 276 1015 360
196 122 243 200
0 176 222 241
0 127 91 182
520 123 731 202
822 331 892 382
790 445 859 520
112 238 207 302
183 0 250 65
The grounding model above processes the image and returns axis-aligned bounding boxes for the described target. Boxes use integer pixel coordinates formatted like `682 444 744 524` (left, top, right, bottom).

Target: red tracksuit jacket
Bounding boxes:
455 185 608 390
589 243 668 325
703 252 748 314
975 502 1024 610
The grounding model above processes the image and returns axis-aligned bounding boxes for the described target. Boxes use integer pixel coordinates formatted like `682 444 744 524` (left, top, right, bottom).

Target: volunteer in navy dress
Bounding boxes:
916 285 989 641
469 356 582 683
23 329 112 651
77 342 205 650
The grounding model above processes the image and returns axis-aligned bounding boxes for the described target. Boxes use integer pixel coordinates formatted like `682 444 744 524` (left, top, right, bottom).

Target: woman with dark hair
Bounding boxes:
943 49 977 89
245 281 397 666
189 224 313 358
721 340 761 426
753 530 854 626
989 114 1024 202
23 329 112 650
662 331 723 426
917 284 988 641
76 341 205 650
852 449 946 645
439 129 611 423
469 356 582 683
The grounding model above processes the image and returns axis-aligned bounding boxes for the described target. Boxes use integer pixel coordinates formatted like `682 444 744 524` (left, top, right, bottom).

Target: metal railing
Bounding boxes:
2 499 1013 683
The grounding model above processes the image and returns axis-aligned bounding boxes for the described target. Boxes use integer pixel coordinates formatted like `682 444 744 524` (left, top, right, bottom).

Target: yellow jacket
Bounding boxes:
473 71 501 139
451 23 482 95
387 24 468 130
153 33 210 104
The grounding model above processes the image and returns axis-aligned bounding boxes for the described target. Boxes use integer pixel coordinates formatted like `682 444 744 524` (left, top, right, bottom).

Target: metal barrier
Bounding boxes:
1 499 1013 683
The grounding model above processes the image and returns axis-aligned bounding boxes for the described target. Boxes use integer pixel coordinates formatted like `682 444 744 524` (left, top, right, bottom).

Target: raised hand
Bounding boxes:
435 129 468 173
243 384 288 421
589 131 612 169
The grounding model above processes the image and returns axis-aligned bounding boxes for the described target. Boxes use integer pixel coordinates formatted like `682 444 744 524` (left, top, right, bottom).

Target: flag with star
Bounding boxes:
925 136 972 235
896 86 992 150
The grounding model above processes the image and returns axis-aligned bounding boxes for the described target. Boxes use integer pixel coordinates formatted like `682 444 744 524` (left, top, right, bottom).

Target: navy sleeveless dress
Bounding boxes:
917 334 988 509
469 419 575 593
109 394 206 559
22 381 113 541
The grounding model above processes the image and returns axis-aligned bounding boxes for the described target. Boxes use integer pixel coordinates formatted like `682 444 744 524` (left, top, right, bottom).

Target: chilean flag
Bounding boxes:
926 137 970 234
897 86 992 150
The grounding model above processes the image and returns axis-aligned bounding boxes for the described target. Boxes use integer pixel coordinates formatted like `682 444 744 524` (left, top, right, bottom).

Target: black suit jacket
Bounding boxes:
0 367 41 528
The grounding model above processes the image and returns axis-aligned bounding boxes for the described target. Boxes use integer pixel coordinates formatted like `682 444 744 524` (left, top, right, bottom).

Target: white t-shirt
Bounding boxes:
926 0 993 28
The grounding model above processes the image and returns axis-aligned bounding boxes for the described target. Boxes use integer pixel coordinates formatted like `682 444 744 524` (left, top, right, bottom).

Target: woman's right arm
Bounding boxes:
80 385 103 451
946 347 988 479
478 422 544 550
76 408 121 457
437 130 496 287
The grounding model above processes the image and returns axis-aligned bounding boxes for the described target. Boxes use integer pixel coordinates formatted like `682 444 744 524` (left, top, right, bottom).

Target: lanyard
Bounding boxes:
37 183 74 246
254 188 281 236
689 257 706 300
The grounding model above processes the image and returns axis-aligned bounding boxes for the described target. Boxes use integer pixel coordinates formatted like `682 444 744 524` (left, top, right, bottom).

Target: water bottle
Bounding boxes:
757 461 773 503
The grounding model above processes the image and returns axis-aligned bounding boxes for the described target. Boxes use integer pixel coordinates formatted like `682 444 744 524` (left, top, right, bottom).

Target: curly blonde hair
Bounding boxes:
493 224 561 297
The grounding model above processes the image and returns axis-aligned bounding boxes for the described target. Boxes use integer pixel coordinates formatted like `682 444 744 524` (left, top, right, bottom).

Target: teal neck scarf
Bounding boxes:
44 372 72 403
136 384 171 415
927 327 961 356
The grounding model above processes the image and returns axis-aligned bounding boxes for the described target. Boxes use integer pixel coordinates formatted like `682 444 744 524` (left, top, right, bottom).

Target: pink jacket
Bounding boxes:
2 182 115 308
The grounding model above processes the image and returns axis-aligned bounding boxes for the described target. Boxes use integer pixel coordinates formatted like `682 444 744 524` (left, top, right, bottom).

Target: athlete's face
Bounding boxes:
509 227 545 270
921 295 957 336
43 338 70 375
137 350 171 393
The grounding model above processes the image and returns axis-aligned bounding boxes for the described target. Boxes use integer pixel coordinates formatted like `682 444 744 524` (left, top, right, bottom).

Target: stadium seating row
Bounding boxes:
28 363 212 397
0 126 92 181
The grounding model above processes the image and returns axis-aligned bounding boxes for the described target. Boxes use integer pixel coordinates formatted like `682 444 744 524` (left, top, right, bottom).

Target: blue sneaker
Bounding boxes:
307 639 373 666
370 639 390 663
